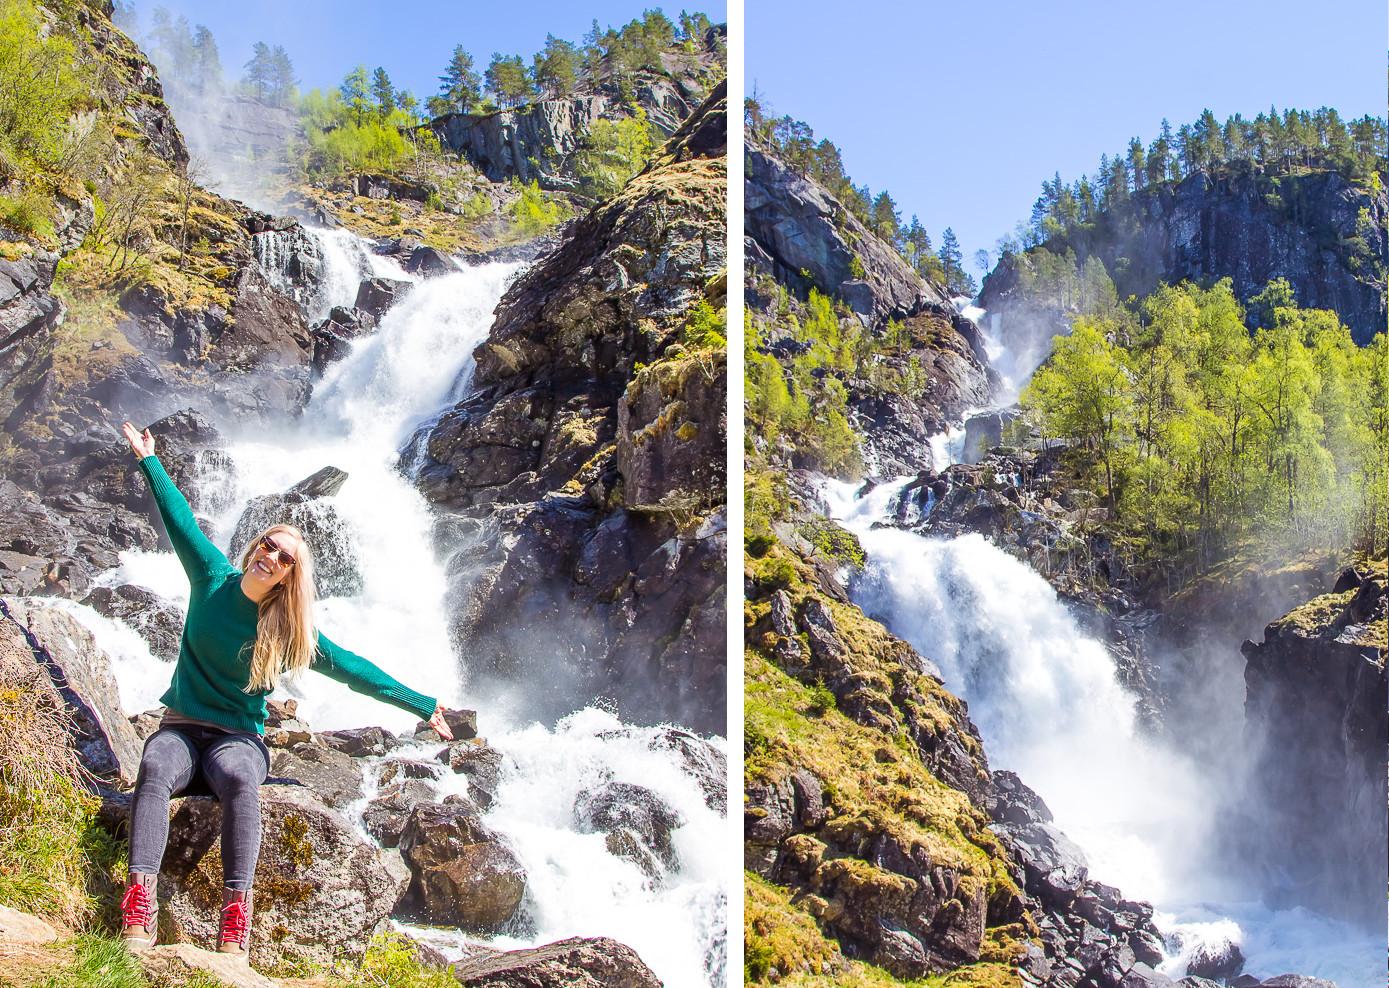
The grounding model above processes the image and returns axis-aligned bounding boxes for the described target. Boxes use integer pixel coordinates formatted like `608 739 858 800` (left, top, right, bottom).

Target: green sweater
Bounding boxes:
137 454 437 734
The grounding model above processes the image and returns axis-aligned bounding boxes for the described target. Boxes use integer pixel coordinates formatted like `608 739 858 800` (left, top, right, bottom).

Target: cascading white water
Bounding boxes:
64 231 725 987
820 467 1381 985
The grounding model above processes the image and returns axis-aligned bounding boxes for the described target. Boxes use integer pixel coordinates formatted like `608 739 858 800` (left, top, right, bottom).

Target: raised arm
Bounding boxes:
312 630 439 722
135 452 234 586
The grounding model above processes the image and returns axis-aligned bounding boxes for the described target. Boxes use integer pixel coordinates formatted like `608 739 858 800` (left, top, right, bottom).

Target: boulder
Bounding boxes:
436 742 504 808
228 468 362 598
157 784 408 969
412 707 479 742
137 944 275 988
354 277 412 321
574 782 684 878
81 584 184 663
1186 938 1244 980
0 904 58 945
318 725 400 757
311 306 376 373
269 741 365 809
398 801 526 931
0 596 143 785
403 246 459 278
648 727 727 811
449 936 661 988
362 778 439 847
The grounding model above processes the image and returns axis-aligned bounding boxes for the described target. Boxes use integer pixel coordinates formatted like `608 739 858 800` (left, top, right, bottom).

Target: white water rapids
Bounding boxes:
812 301 1381 986
58 228 726 987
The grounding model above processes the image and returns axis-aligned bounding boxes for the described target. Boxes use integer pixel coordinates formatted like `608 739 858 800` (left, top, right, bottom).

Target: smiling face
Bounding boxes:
242 529 304 595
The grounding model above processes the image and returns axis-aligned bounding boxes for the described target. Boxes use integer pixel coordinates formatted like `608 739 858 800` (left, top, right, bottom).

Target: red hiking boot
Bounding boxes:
119 872 158 953
217 887 253 958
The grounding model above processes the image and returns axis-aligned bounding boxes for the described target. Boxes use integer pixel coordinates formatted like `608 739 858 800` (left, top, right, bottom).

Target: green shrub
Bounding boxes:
506 179 564 237
574 107 658 198
0 192 55 241
806 679 836 716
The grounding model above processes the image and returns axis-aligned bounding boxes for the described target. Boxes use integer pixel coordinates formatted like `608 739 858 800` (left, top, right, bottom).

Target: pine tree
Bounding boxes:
485 53 532 108
268 46 295 107
437 45 481 114
371 67 395 117
939 227 965 294
242 42 273 102
533 35 578 98
190 25 221 95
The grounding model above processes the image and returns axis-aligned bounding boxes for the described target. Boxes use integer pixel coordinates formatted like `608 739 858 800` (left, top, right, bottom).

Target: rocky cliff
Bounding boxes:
430 32 724 192
745 143 993 474
410 83 728 732
1238 563 1387 929
981 166 1387 345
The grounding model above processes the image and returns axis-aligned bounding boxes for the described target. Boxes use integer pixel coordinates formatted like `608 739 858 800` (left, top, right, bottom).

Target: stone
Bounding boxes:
412 707 478 742
81 584 184 663
573 782 684 877
269 742 365 809
648 727 727 811
403 245 459 278
0 904 58 944
0 596 143 785
354 277 412 320
137 944 275 987
362 779 439 847
228 471 363 599
318 725 400 757
157 784 408 969
399 801 526 931
436 742 504 808
1186 938 1244 980
448 936 662 988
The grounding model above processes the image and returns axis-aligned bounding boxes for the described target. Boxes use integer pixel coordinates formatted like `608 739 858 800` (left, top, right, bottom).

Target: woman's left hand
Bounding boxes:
428 706 454 741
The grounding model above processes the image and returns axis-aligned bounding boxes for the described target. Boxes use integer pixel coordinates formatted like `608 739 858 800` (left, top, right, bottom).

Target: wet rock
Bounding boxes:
412 707 478 742
355 277 412 321
574 782 684 878
269 742 365 809
648 727 727 811
318 725 400 757
228 468 362 598
996 821 1088 908
399 801 526 931
378 757 445 786
81 584 184 663
158 784 408 968
0 596 143 785
311 306 376 372
436 742 504 808
448 935 662 988
403 245 459 278
1185 938 1244 980
362 779 439 847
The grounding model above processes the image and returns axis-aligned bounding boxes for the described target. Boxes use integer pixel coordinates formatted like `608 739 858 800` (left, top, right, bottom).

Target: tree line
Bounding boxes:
744 94 981 298
1020 278 1387 577
1011 107 1387 253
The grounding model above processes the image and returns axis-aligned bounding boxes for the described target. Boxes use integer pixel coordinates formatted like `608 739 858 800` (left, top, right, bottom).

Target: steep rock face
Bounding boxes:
981 168 1387 345
1239 567 1387 929
412 83 727 731
431 38 724 191
745 144 993 473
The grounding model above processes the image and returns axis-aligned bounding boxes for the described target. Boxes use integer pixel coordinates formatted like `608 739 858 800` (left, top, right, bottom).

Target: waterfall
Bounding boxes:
820 465 1381 986
252 225 412 324
67 232 725 988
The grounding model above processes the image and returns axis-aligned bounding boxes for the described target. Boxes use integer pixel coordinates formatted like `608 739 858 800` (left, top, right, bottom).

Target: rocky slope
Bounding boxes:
410 82 728 732
981 166 1387 345
743 500 1172 987
431 30 725 192
745 142 993 474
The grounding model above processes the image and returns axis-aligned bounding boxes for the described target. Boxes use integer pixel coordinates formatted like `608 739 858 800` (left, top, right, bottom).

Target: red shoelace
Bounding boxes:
120 882 153 929
220 899 249 947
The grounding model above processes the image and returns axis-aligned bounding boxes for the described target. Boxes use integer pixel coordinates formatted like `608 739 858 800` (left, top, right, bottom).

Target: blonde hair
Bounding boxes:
238 523 317 693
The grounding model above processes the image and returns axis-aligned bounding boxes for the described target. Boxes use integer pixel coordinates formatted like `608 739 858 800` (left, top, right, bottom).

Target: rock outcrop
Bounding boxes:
745 143 993 473
449 936 663 988
410 83 728 731
430 35 724 191
980 167 1387 345
1239 566 1387 929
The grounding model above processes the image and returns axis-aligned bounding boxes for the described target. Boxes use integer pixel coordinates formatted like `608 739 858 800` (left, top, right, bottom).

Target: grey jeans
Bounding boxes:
127 725 270 890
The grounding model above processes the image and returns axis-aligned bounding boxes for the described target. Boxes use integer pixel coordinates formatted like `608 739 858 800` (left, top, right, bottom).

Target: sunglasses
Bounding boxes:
255 534 297 568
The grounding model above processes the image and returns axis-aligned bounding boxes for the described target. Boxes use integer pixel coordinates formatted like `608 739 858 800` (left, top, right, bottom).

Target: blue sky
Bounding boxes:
120 1 727 105
749 0 1386 276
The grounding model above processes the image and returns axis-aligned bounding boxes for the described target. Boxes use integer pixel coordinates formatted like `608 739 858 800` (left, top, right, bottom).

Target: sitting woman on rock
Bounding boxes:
116 420 454 960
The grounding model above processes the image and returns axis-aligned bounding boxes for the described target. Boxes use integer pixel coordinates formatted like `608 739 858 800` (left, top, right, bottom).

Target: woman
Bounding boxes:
116 420 454 959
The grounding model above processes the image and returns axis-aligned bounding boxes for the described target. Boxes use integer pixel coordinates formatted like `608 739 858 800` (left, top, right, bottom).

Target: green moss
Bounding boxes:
279 813 315 871
797 516 866 569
